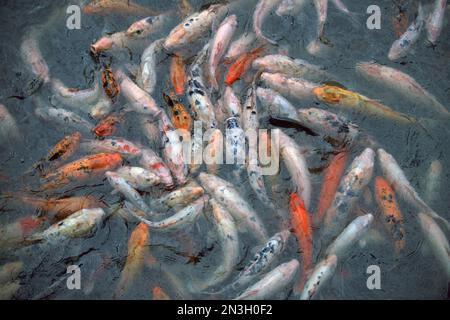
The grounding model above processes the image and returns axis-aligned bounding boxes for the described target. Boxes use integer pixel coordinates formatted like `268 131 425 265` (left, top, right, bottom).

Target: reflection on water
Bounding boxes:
0 0 449 300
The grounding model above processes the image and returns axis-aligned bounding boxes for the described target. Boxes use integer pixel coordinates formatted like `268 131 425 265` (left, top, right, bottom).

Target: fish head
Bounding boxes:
126 18 150 37
91 37 114 55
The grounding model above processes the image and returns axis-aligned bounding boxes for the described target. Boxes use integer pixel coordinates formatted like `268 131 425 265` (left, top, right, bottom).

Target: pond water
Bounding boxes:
0 0 449 300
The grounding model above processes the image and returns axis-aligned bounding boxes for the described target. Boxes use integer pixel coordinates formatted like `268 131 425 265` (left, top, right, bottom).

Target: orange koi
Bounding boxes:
152 286 171 300
163 93 191 131
170 55 187 96
93 114 122 137
374 176 406 253
101 65 120 102
315 151 349 225
42 153 122 189
289 192 313 294
114 222 149 298
83 0 159 16
225 46 264 86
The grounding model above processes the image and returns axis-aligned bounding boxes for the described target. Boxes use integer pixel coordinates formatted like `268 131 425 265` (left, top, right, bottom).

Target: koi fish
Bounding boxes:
417 212 450 280
356 61 450 118
125 14 170 38
114 222 150 299
276 0 307 16
388 3 425 60
377 148 450 232
106 171 151 213
198 172 268 243
235 259 300 300
80 138 142 157
149 181 204 210
34 103 94 134
315 151 349 226
260 72 316 101
138 38 165 95
163 93 191 131
208 15 238 89
253 0 284 45
20 31 50 84
223 86 242 119
189 198 239 292
224 32 256 64
186 44 217 129
51 78 101 109
322 148 375 242
170 55 187 95
115 166 160 190
225 46 264 86
89 92 113 119
299 255 337 300
424 160 442 204
139 148 174 188
0 104 22 142
83 0 159 16
253 55 330 81
164 4 226 52
8 193 106 221
278 130 311 209
313 85 417 124
204 128 223 174
94 114 122 137
26 208 107 244
325 213 374 261
290 193 313 294
101 65 120 102
374 176 406 253
41 153 122 189
426 0 447 44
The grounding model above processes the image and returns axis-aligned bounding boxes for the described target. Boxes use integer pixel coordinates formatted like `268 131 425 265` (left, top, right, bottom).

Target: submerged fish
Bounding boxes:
225 32 256 63
322 148 375 241
34 104 94 134
115 166 160 190
375 176 406 254
51 78 101 109
139 148 174 188
198 172 268 243
260 72 316 101
208 14 238 90
225 46 264 86
170 55 187 96
126 15 170 38
190 199 239 292
94 114 122 137
149 181 204 210
138 38 165 95
114 222 150 299
235 259 299 300
163 93 192 131
424 160 443 205
356 61 450 118
278 130 311 209
20 31 50 84
80 138 142 157
83 0 160 16
253 0 283 45
299 254 337 300
0 104 22 142
276 0 307 16
426 0 447 44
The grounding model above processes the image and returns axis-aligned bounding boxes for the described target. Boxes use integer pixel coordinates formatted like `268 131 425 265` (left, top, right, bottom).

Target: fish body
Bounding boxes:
235 259 300 300
299 255 337 300
276 0 307 16
278 130 311 209
198 172 268 243
226 117 246 171
29 208 107 244
83 0 159 16
418 212 450 280
34 105 94 134
377 148 450 231
94 114 122 137
225 32 256 63
260 72 316 101
163 93 192 131
139 38 165 95
115 166 160 190
356 62 450 117
253 0 284 45
374 176 405 253
426 0 447 44
126 14 169 38
106 171 151 213
313 0 328 38
0 104 22 142
43 132 81 164
425 160 442 204
289 193 313 294
51 78 100 109
253 55 329 81
160 126 188 185
225 46 264 86
204 128 223 174
223 86 242 119
315 151 349 225
388 3 425 60
101 65 120 102
149 181 204 210
20 32 50 84
42 153 122 189
323 148 375 240
164 4 225 52
139 149 174 188
325 213 374 261
80 138 142 157
190 199 239 292
313 85 416 124
187 44 217 129
209 15 238 89
0 216 47 251
114 222 150 299
170 55 187 95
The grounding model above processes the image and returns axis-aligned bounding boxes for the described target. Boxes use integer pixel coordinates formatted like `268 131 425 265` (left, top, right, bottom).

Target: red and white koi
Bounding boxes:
80 138 142 158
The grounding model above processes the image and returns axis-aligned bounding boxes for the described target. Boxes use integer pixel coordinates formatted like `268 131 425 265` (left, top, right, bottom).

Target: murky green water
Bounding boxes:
0 0 449 299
